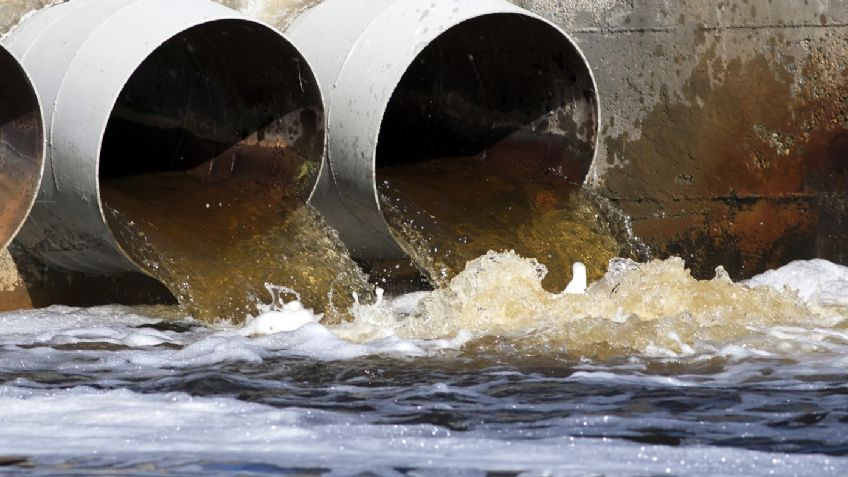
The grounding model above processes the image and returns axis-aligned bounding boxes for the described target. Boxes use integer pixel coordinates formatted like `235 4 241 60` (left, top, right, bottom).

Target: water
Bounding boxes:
378 135 629 290
1 256 846 476
5 2 845 472
102 173 373 324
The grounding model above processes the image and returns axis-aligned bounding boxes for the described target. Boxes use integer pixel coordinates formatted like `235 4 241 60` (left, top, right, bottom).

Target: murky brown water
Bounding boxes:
102 172 372 324
378 135 628 291
338 252 848 361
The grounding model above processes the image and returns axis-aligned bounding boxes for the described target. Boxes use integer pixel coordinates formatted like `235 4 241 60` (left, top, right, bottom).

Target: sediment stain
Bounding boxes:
600 34 848 279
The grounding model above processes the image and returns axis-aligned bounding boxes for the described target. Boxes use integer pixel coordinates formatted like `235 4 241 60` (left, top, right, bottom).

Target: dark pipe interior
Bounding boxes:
101 20 323 196
98 20 327 321
375 14 615 290
377 13 597 174
0 48 43 248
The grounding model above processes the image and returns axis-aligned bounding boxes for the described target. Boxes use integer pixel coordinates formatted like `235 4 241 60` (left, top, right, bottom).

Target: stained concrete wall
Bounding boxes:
1 0 847 309
515 0 848 278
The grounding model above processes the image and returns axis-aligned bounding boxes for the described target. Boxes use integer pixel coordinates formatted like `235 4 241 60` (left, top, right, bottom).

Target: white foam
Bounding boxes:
1 257 847 370
0 306 157 344
240 301 318 336
564 261 588 294
745 259 848 307
387 291 430 316
0 305 432 378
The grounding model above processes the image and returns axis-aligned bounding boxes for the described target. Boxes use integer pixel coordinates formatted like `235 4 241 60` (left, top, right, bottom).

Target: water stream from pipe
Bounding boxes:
378 135 636 291
101 174 373 324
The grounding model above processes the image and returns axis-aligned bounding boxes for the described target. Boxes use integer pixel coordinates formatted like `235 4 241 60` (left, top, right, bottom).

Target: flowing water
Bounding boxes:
378 138 631 291
101 173 373 324
4 2 846 474
1 254 847 476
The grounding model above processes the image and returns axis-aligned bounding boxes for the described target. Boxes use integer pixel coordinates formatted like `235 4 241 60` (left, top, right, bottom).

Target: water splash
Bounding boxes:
102 173 373 324
333 252 848 360
379 155 628 291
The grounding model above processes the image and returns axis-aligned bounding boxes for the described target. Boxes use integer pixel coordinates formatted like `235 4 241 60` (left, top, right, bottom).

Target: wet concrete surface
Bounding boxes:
516 0 848 278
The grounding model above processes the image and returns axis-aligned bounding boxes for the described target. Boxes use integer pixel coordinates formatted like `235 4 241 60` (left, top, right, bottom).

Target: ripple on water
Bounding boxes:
1 257 848 474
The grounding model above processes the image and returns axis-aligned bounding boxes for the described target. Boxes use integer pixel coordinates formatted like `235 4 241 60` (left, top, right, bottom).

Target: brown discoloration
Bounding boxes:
374 13 611 291
599 33 848 279
0 47 42 251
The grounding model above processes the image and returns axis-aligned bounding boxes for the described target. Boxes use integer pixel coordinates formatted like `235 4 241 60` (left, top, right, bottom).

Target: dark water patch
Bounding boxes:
0 456 329 477
1 371 96 388
0 455 540 477
3 338 848 457
0 456 31 467
136 321 199 333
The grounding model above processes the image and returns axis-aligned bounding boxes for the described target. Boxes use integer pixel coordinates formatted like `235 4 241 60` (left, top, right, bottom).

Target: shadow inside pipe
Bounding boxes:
376 14 632 290
99 21 371 323
5 243 176 311
0 48 43 251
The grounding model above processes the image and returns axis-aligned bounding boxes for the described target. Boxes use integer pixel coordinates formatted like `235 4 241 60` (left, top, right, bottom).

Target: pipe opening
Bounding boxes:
99 20 341 321
0 48 43 250
101 20 322 196
376 13 622 289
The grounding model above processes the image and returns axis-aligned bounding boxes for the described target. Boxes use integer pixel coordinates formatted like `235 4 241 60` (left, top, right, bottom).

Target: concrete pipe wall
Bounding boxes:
3 0 324 276
512 0 848 279
287 0 599 265
0 45 43 253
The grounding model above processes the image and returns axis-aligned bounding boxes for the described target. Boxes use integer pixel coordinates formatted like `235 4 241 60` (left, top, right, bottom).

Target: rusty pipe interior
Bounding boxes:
0 47 43 251
98 20 326 319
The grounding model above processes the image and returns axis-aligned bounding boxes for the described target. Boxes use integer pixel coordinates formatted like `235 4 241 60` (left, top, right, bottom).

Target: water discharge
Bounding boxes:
88 13 376 325
335 253 848 360
1 257 847 474
102 173 373 324
379 135 631 291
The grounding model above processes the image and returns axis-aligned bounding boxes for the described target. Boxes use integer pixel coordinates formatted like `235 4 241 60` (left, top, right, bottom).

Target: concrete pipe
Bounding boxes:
3 0 324 276
0 45 43 251
288 0 602 287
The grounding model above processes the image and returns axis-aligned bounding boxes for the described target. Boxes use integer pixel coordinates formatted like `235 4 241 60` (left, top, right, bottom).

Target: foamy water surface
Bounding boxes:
1 255 847 475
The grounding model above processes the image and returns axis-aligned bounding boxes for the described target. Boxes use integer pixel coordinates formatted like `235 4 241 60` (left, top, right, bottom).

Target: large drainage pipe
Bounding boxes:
287 0 605 288
4 0 324 277
0 45 43 252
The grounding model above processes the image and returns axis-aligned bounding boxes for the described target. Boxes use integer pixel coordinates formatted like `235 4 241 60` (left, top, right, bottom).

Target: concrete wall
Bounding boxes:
1 0 847 310
515 0 848 278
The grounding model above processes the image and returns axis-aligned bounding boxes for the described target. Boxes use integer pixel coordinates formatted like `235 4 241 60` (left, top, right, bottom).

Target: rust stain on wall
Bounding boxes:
600 34 848 279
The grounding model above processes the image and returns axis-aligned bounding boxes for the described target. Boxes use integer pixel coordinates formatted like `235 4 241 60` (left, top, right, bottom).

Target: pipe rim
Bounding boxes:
344 5 601 258
370 11 601 209
93 17 326 277
6 0 327 274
